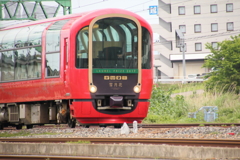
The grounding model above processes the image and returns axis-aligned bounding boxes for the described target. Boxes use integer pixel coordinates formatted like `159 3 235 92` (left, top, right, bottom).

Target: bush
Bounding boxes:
144 84 188 123
144 83 240 124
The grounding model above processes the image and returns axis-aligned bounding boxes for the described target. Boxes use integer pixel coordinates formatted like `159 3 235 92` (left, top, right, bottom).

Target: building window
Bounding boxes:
195 43 202 51
227 22 234 31
212 42 218 50
210 4 217 13
179 25 186 33
211 23 218 32
194 5 201 14
226 3 233 12
178 6 185 15
194 24 201 33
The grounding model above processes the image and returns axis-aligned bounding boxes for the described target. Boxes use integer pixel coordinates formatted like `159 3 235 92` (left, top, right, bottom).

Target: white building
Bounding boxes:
152 0 240 79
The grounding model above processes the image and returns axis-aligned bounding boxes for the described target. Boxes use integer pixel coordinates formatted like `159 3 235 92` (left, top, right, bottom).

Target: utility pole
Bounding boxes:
154 65 161 83
175 29 186 83
181 38 186 81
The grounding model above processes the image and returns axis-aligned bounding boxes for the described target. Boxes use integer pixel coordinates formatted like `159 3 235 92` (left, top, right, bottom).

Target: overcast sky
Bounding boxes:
71 0 158 24
71 0 160 42
0 0 158 29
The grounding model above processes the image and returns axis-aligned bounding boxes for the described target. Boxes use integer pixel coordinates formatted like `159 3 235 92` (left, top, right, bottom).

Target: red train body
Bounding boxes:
0 9 153 129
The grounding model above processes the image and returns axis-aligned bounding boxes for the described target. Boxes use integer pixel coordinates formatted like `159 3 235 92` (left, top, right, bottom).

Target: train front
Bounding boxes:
72 10 153 126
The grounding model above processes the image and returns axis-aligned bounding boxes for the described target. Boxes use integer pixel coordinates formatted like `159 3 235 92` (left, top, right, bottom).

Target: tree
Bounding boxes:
203 34 240 93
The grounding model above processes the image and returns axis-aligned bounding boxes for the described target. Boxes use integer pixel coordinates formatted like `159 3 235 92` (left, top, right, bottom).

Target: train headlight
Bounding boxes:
90 85 97 93
133 85 140 93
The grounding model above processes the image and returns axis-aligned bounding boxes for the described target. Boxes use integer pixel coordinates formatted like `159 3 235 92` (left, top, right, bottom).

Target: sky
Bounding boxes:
70 0 160 42
0 0 158 28
71 0 158 24
0 0 159 42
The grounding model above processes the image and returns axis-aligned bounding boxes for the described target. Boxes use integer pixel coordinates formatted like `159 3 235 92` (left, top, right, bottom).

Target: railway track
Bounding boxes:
2 123 240 130
1 137 239 148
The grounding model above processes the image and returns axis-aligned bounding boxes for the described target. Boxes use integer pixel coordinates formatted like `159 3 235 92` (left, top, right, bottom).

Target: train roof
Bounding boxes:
1 8 151 31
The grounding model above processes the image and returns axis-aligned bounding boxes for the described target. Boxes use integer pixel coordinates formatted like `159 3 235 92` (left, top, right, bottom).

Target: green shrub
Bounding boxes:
144 85 188 123
144 83 240 124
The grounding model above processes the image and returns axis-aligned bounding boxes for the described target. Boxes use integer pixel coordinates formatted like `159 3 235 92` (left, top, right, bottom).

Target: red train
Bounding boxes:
0 8 153 129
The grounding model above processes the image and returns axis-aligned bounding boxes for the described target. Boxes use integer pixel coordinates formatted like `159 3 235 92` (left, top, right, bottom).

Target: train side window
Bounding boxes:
0 30 10 82
28 47 42 78
46 20 69 77
1 51 14 81
1 29 21 81
142 27 151 69
46 53 60 77
14 49 28 80
0 53 1 81
28 23 50 46
46 20 69 52
76 26 89 68
0 30 9 49
0 23 51 82
15 27 33 48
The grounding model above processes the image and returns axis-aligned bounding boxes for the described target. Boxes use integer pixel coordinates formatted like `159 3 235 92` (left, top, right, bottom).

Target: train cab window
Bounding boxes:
46 20 69 77
75 18 151 70
92 18 138 69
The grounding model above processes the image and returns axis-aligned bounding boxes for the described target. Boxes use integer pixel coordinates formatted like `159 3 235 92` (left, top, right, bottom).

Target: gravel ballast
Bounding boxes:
1 125 240 139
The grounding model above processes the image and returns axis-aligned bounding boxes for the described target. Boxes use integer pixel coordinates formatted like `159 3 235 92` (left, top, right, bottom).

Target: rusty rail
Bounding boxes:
1 137 239 148
140 123 240 128
0 155 129 160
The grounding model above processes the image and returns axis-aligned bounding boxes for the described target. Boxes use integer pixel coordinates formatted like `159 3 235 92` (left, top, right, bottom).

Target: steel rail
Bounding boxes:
139 123 240 128
1 137 239 148
0 155 131 160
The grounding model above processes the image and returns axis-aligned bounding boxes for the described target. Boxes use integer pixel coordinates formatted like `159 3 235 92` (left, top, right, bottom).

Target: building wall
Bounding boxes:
173 61 208 78
153 0 240 79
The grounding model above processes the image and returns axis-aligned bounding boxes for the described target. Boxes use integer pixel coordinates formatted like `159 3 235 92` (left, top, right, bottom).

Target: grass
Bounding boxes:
144 82 240 124
160 82 204 94
0 130 59 138
0 131 31 137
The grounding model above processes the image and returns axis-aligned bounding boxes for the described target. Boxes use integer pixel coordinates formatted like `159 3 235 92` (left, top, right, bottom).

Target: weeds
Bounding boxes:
0 131 31 137
0 131 60 138
144 83 240 124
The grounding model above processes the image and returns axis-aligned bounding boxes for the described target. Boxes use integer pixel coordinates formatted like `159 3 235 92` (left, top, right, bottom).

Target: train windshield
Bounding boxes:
76 17 142 69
